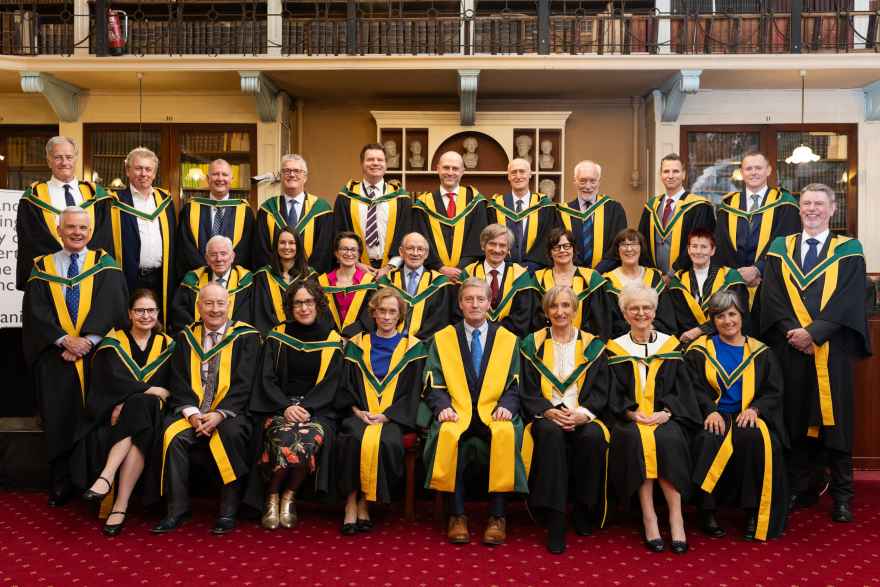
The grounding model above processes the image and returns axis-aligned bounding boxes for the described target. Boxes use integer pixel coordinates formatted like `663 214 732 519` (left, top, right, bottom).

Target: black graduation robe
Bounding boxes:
458 260 539 338
557 195 628 272
667 265 750 339
250 266 317 335
759 234 871 452
15 180 114 290
532 267 612 339
637 192 716 273
333 180 411 266
375 267 453 341
169 265 254 334
602 267 676 338
423 322 529 495
174 196 255 280
520 329 611 521
412 186 488 270
254 193 334 273
686 335 788 540
316 271 377 338
605 334 702 499
108 186 177 325
487 192 560 269
22 249 129 464
335 333 426 503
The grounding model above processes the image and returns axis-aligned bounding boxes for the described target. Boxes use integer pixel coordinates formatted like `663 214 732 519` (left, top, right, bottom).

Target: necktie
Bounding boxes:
511 199 525 260
661 196 674 227
446 192 456 218
211 206 225 237
286 198 299 228
365 186 380 249
749 193 762 228
489 269 500 308
406 270 419 296
580 200 594 266
803 237 820 273
65 252 80 324
200 331 221 412
471 328 483 378
216 275 226 288
63 184 76 207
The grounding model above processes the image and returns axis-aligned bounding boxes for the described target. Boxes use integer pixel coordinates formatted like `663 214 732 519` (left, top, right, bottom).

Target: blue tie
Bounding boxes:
63 184 76 207
66 252 80 324
406 270 419 296
580 201 594 266
803 238 820 273
471 328 483 378
286 198 299 228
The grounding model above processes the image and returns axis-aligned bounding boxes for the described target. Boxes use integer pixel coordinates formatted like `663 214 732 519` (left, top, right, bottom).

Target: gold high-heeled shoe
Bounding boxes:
280 490 297 529
261 493 280 530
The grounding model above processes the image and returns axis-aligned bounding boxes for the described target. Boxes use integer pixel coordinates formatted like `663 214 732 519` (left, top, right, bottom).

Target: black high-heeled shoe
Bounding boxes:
83 476 112 502
356 518 374 532
102 511 126 537
670 540 689 554
644 536 665 552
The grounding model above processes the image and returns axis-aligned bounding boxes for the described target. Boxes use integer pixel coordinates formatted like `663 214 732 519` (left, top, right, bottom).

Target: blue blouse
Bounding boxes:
713 335 744 414
370 332 403 380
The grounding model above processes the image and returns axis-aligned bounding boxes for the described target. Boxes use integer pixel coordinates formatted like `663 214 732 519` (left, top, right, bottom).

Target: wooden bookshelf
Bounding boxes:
0 125 59 191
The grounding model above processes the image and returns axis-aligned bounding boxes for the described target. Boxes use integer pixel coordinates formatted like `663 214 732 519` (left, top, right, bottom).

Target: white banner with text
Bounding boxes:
0 189 23 328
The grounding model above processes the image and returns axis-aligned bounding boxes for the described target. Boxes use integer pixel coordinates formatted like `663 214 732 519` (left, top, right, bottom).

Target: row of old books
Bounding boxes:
282 17 461 55
0 11 72 55
4 136 47 167
181 132 250 153
90 18 267 55
91 131 161 158
181 162 251 190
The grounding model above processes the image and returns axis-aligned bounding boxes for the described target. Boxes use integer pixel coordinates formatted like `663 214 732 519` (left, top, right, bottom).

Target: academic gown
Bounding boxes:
169 265 254 334
108 186 177 325
244 322 343 510
250 266 317 334
254 193 334 273
412 186 488 271
602 267 676 338
317 271 377 338
686 335 789 541
70 329 175 491
22 249 129 469
606 333 702 499
557 195 628 272
458 260 539 338
759 234 871 453
520 329 612 521
423 322 529 495
667 265 750 339
333 180 412 267
487 192 560 269
335 333 426 503
375 268 453 341
174 196 255 280
532 267 611 339
637 192 716 273
15 180 114 290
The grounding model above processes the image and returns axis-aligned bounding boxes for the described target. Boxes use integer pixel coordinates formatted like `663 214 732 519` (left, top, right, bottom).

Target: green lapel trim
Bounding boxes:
254 266 316 291
766 235 864 289
556 195 613 221
95 335 176 382
181 267 254 293
343 336 427 394
645 193 711 239
320 280 378 295
412 191 485 226
603 268 666 296
21 186 110 215
190 196 247 208
266 330 342 353
521 330 605 394
668 267 745 311
576 268 607 299
28 252 120 285
719 189 799 219
338 181 409 205
689 337 769 389
488 193 555 221
111 194 173 221
261 194 332 232
460 265 538 320
378 270 451 305
606 351 682 366
182 322 259 362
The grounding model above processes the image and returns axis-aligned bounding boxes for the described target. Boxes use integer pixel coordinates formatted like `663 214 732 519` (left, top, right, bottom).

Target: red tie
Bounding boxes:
661 196 674 227
446 192 456 218
489 269 500 308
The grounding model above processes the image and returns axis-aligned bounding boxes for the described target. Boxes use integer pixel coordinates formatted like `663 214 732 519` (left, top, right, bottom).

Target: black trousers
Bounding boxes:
787 436 853 505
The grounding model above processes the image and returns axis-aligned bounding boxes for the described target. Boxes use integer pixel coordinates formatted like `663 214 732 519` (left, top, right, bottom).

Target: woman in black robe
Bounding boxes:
606 283 701 554
251 226 316 334
246 279 342 530
686 290 788 541
72 288 174 536
521 285 611 554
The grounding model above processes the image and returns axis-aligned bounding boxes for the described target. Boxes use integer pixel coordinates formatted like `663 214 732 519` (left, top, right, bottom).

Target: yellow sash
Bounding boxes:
33 182 99 243
558 197 608 269
192 266 249 322
318 272 375 332
493 193 543 255
188 199 247 252
348 184 400 265
676 268 729 324
418 187 469 267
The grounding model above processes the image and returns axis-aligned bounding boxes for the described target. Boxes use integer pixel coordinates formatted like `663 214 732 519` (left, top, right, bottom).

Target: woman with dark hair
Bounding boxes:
252 226 316 333
686 290 788 541
603 228 675 338
532 227 611 338
71 288 175 536
318 231 376 337
246 279 343 530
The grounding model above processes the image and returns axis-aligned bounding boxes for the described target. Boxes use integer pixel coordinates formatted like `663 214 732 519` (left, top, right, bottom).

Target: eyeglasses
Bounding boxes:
550 243 573 252
619 242 640 250
337 246 359 254
292 299 316 309
575 178 599 186
403 246 427 253
131 308 159 317
52 155 75 163
281 169 307 177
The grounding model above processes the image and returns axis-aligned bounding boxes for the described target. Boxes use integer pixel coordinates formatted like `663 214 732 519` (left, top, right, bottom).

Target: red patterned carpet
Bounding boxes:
1 484 878 586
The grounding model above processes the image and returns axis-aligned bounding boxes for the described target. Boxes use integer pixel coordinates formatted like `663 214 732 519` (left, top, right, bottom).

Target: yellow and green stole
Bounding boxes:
462 262 538 322
160 322 259 492
344 333 426 501
180 265 254 323
109 187 174 324
534 267 606 329
338 180 409 265
606 335 682 481
667 267 745 325
488 192 555 256
22 181 111 243
688 335 775 541
644 193 712 268
254 266 316 326
185 197 249 252
765 234 864 436
28 250 121 400
96 328 175 385
603 266 666 300
317 271 377 332
427 325 523 493
557 195 614 269
719 188 799 264
412 187 484 268
259 193 332 260
379 269 451 337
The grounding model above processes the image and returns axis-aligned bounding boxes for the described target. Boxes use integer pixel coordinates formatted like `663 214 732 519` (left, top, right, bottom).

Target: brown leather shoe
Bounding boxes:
447 515 470 544
483 516 506 545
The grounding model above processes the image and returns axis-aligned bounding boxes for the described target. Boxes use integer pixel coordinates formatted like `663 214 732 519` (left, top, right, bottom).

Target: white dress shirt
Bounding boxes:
439 185 461 211
131 186 164 269
47 176 83 210
746 185 769 212
462 320 489 352
800 229 830 265
52 247 102 347
284 192 305 223
693 265 710 298
483 260 506 281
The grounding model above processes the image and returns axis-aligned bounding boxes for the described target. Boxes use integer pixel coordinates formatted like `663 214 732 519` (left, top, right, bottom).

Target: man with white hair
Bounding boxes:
170 235 254 333
557 160 628 272
22 206 128 506
16 136 114 290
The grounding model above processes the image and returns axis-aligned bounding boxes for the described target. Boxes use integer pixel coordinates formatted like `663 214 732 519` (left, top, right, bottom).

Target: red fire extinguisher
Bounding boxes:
107 9 128 56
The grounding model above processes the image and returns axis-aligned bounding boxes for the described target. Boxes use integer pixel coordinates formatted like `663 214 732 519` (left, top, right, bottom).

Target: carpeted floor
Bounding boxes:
0 484 878 586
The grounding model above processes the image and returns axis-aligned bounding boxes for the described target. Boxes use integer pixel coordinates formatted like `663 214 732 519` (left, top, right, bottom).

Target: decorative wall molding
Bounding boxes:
458 69 480 126
660 69 702 123
240 71 283 122
19 72 84 122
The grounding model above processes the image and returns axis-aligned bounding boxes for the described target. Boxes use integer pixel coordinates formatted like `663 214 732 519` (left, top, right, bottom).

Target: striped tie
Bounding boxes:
211 206 225 237
365 186 380 249
66 252 80 324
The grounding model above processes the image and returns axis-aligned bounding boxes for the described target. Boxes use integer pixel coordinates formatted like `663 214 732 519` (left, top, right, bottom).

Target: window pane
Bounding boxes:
686 131 760 206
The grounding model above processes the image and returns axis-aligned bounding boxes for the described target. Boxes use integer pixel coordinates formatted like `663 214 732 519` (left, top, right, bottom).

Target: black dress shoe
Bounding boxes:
643 537 665 553
546 510 567 554
671 540 689 554
832 502 853 523
699 511 727 538
789 492 819 513
211 515 236 534
82 476 112 502
102 511 127 537
356 518 373 532
341 522 358 535
47 486 74 508
744 511 758 541
151 512 191 534
573 505 594 536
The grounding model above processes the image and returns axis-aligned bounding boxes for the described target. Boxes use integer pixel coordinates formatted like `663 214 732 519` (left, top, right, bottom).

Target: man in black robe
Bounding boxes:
760 183 871 523
22 206 128 506
175 159 255 280
15 136 114 290
152 282 261 534
557 160 627 273
412 151 488 280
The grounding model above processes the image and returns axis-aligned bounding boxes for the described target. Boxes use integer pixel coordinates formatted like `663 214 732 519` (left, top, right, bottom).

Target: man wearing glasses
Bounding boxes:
254 154 334 273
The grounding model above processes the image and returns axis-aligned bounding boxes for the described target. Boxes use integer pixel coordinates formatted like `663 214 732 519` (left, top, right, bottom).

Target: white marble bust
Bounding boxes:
539 178 556 199
409 140 424 168
515 134 533 164
539 139 555 170
384 139 400 169
462 137 479 170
